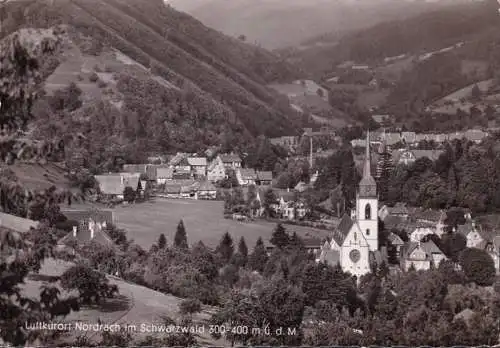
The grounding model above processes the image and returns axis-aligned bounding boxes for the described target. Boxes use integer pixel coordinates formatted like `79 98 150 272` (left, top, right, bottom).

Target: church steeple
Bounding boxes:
359 130 377 197
363 130 371 178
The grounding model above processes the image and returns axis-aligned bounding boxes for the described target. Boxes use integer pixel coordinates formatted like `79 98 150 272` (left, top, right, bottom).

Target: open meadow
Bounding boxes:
111 198 331 250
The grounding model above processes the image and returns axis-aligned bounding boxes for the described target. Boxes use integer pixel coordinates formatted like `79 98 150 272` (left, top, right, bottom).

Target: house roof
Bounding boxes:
295 181 309 192
332 214 354 247
412 150 445 161
274 189 296 202
239 168 257 180
157 167 174 179
390 202 409 215
388 232 404 246
164 184 181 193
198 181 216 192
257 171 273 181
95 175 123 195
61 209 114 224
146 164 170 180
187 157 207 166
120 173 140 190
122 164 148 175
220 153 242 163
0 212 39 234
413 208 444 223
169 153 188 166
58 224 114 247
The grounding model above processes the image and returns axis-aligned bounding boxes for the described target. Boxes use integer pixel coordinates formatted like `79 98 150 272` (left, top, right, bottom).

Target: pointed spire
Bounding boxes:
363 130 371 178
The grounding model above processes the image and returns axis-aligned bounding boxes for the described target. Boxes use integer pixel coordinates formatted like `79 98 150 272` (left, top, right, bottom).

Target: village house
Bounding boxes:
187 157 208 177
207 156 227 182
401 132 417 144
163 184 182 198
57 217 114 254
464 129 489 143
485 236 500 274
457 221 487 248
219 153 242 169
236 168 258 186
410 226 435 243
156 167 174 184
146 164 170 182
387 232 405 260
94 173 141 200
371 114 393 125
401 240 447 271
197 181 217 200
269 136 300 153
256 171 273 186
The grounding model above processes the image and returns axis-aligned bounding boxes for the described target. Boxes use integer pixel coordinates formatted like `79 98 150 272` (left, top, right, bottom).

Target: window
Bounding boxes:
365 203 371 220
366 229 370 236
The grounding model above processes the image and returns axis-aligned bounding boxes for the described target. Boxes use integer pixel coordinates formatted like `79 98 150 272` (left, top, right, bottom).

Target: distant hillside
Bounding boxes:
282 0 500 78
0 0 307 171
168 0 455 49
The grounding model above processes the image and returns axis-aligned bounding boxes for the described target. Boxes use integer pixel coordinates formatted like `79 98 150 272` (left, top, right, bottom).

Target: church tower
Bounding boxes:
356 131 379 251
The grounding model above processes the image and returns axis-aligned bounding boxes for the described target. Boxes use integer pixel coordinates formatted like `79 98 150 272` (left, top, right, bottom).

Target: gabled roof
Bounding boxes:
146 164 170 180
331 214 354 247
59 224 114 247
120 173 140 190
387 232 404 246
169 153 188 166
390 202 408 215
257 171 273 181
274 189 296 202
187 157 207 166
412 150 445 161
413 208 443 223
421 240 443 254
238 168 257 180
219 153 242 163
164 184 181 194
157 167 174 179
457 222 474 237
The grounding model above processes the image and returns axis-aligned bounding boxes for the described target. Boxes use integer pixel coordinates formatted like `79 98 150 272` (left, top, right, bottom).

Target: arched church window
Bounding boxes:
365 203 371 220
366 229 370 236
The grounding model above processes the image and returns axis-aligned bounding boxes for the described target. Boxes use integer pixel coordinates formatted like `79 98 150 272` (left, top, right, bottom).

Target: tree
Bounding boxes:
123 186 136 203
158 233 167 249
60 263 118 305
248 237 268 273
459 248 496 286
179 298 202 315
270 223 289 249
262 188 278 217
174 220 188 249
238 236 248 259
471 84 482 101
217 231 234 263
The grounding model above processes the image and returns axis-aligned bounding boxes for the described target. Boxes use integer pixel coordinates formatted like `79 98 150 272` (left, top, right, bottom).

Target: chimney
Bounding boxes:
90 224 94 239
72 225 77 238
287 187 290 192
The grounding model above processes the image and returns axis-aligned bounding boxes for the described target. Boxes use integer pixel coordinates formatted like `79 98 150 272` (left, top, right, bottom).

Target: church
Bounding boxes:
319 131 382 279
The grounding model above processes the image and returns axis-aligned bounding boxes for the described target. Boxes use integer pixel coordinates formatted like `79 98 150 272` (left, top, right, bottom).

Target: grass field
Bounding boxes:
110 198 330 250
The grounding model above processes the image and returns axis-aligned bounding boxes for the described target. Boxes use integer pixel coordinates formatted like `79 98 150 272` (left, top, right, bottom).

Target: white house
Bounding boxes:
410 226 435 243
207 156 227 182
401 240 446 271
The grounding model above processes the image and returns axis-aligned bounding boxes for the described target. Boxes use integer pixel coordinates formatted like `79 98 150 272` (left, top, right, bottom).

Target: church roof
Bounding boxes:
331 214 354 246
388 232 404 246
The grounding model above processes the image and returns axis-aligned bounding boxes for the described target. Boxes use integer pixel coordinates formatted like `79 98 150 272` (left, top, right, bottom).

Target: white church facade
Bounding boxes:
319 131 381 279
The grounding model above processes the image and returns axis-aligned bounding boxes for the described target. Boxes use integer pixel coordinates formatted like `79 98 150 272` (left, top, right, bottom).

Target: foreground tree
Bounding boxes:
158 233 167 249
248 237 268 273
217 231 234 263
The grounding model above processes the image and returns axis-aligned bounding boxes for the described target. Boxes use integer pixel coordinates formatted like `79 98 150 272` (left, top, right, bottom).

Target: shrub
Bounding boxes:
97 79 107 88
459 248 496 286
178 298 202 315
89 72 99 82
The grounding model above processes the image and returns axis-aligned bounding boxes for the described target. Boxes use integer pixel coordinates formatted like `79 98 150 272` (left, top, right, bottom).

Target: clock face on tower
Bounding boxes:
349 249 361 263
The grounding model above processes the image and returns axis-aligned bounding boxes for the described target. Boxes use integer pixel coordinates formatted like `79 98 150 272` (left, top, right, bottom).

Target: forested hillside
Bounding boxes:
0 0 306 172
282 0 500 77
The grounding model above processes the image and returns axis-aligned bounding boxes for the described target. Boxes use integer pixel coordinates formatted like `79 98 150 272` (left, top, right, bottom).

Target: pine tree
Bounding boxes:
270 223 289 249
174 220 188 249
238 236 248 259
248 237 268 273
158 233 167 249
217 231 234 263
288 232 304 250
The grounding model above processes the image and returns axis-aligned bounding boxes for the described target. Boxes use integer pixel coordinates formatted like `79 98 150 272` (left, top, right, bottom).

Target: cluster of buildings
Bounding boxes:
315 133 500 279
93 152 275 201
351 129 489 148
